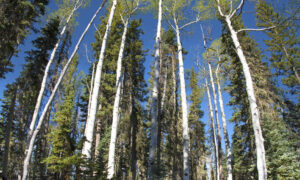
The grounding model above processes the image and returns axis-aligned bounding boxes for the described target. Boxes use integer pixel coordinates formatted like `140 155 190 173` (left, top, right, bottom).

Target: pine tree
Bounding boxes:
0 0 49 78
0 17 61 179
188 68 206 180
221 5 300 179
43 56 81 179
256 0 300 135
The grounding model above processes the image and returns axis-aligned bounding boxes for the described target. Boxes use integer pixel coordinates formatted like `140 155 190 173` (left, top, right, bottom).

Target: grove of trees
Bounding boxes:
0 0 299 179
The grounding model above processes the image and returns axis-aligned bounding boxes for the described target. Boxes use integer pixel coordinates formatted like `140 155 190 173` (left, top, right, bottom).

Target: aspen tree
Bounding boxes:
147 0 162 178
107 1 140 178
205 78 220 180
22 1 107 179
82 0 117 159
201 26 223 178
215 0 272 179
27 0 83 147
163 0 210 178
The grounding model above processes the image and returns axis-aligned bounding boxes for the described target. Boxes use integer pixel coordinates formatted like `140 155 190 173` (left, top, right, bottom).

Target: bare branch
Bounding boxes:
84 44 92 64
216 0 225 17
237 26 276 33
163 12 176 31
229 0 244 18
179 16 200 30
130 0 140 14
94 24 101 38
120 13 126 25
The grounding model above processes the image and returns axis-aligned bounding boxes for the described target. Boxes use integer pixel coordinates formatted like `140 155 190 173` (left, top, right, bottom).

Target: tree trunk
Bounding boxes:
27 2 79 141
174 21 190 180
82 0 117 159
205 78 220 180
147 0 162 178
93 102 103 158
88 62 96 120
215 65 233 180
130 94 137 180
225 15 267 180
22 1 106 179
2 88 17 180
208 62 223 178
107 18 129 179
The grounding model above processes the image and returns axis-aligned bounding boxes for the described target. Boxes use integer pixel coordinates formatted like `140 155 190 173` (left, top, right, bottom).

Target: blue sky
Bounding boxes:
0 0 284 152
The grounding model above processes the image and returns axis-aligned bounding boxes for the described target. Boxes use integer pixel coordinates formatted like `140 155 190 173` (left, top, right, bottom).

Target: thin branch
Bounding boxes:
237 26 276 33
229 0 244 18
163 12 176 30
94 24 101 38
216 0 225 17
179 16 200 30
120 13 126 25
84 44 92 64
130 0 140 14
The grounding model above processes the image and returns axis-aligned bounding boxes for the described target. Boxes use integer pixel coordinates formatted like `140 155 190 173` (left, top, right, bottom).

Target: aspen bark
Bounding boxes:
27 1 79 141
107 19 129 179
82 0 117 159
147 0 162 178
22 1 106 179
208 62 223 178
215 64 233 180
174 20 190 180
224 15 267 180
215 1 267 178
206 78 220 180
93 102 103 158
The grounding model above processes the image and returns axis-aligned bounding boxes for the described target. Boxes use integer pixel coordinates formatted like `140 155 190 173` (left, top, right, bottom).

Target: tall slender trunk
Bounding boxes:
215 65 233 180
225 15 267 180
205 78 220 180
107 18 129 179
147 0 162 178
88 62 96 119
82 0 117 159
208 62 223 178
130 93 137 180
174 20 190 180
27 2 79 141
2 88 17 180
22 1 106 179
93 101 103 159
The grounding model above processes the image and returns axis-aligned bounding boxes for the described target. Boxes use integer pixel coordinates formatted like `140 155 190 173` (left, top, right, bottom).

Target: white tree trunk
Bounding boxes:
22 1 106 179
147 0 162 177
82 0 118 159
174 22 190 180
215 65 233 180
87 62 96 119
205 78 220 180
27 2 78 142
225 15 267 180
107 19 129 179
161 64 167 109
208 62 222 177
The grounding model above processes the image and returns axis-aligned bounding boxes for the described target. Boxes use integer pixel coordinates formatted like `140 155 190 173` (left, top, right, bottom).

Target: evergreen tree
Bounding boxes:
256 0 300 134
91 12 147 179
221 9 300 179
0 17 60 179
0 0 49 78
188 67 206 180
43 56 81 179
